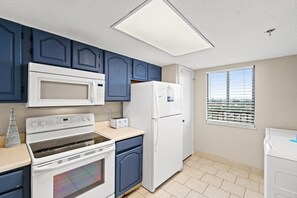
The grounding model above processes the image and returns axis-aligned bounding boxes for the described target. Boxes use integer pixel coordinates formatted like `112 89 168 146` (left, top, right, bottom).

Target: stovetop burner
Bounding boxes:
30 133 110 158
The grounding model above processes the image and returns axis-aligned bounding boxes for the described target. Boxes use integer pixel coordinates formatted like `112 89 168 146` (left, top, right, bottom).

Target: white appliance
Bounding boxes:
109 117 128 129
27 62 105 107
123 81 183 192
162 64 194 160
26 113 115 198
264 128 297 198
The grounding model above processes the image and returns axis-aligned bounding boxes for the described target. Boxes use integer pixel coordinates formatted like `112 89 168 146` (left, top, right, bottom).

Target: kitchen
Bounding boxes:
0 1 297 198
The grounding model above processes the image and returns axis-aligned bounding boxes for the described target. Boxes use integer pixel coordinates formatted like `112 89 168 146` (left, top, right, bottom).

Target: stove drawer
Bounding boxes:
0 170 23 194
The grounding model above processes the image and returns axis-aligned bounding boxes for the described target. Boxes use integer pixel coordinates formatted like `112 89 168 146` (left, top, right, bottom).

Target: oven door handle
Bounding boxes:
34 146 114 172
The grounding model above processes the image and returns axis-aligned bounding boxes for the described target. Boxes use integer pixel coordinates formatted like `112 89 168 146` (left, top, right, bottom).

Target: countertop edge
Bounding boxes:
0 159 31 174
96 130 144 142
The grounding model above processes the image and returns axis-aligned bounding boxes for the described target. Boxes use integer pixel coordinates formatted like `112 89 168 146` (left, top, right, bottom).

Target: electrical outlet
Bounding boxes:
106 109 112 117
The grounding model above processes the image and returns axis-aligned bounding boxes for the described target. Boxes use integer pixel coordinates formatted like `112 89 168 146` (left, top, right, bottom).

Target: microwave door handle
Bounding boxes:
91 82 96 103
34 147 114 173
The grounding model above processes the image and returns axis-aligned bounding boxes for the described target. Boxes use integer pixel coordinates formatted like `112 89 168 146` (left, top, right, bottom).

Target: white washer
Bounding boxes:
264 128 297 198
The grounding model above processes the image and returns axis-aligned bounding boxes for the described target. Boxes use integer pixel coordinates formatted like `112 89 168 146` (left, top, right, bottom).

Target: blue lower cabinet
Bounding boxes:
32 29 71 67
115 136 143 197
0 19 22 102
104 51 132 101
148 64 162 81
72 41 103 73
0 189 22 198
0 166 30 198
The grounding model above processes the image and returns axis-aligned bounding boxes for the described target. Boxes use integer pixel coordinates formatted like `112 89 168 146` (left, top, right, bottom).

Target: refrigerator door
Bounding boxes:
152 114 183 190
153 82 182 118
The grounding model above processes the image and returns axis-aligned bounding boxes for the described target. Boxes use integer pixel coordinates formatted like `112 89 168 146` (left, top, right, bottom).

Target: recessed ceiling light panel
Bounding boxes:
112 0 214 56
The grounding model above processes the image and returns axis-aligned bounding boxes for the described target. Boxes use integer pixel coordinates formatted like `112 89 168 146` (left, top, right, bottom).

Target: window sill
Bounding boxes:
206 120 256 130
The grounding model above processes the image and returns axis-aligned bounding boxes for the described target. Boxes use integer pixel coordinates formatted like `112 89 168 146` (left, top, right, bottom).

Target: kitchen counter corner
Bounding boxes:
95 121 144 141
0 143 31 173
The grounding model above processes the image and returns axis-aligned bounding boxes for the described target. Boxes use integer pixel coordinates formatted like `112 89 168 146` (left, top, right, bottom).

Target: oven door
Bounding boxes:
31 145 115 198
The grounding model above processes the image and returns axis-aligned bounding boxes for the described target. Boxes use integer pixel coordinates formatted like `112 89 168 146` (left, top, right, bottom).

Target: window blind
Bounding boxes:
207 66 255 127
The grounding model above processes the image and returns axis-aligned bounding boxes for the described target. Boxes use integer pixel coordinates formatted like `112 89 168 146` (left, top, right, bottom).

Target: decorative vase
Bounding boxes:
4 108 20 148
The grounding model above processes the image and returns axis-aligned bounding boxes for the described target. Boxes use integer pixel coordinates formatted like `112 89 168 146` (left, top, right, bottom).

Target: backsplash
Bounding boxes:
0 102 122 135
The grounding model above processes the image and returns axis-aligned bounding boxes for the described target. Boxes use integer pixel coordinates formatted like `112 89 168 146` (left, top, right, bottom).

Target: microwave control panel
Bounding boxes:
95 80 105 105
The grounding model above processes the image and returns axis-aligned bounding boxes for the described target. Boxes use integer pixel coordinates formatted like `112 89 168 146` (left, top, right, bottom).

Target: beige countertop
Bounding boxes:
95 121 144 141
0 143 31 173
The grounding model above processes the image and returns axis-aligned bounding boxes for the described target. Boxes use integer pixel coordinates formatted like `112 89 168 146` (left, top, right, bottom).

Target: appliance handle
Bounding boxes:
34 147 114 172
264 137 272 152
154 90 160 152
91 82 96 103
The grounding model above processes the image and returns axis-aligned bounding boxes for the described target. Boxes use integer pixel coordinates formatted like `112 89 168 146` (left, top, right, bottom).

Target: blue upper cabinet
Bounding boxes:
148 64 162 81
0 19 22 102
21 26 32 102
72 41 103 73
132 60 148 81
104 51 132 101
32 29 71 67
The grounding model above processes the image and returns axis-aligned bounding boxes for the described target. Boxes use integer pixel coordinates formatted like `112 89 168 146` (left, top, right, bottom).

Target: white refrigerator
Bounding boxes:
123 81 183 192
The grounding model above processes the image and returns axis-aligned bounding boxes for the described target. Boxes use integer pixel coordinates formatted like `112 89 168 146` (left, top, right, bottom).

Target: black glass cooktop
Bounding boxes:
30 133 110 158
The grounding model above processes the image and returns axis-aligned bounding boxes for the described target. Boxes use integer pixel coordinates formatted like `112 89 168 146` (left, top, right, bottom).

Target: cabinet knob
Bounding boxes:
182 120 185 123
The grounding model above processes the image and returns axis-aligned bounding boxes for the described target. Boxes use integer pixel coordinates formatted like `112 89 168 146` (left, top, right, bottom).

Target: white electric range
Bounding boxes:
26 113 115 198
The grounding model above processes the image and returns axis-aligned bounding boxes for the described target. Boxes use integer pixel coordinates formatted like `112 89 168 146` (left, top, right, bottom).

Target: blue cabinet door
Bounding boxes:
104 52 132 101
72 41 103 73
0 19 22 102
0 165 30 198
116 146 142 197
148 64 162 81
132 60 148 81
32 29 71 67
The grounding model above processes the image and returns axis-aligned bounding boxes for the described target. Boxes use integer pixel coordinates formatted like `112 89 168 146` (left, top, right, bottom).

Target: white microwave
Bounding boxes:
27 62 105 107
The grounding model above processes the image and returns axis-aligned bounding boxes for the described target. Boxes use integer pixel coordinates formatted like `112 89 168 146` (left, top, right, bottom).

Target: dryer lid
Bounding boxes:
265 128 297 161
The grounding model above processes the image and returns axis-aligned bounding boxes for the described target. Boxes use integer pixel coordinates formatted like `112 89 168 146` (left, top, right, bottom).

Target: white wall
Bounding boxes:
0 102 122 135
194 55 297 169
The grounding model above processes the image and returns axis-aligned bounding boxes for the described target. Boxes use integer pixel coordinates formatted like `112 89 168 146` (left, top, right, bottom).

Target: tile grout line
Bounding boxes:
235 176 261 192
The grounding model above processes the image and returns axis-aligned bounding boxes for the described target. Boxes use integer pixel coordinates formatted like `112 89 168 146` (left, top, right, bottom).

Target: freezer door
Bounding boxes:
153 115 183 190
153 82 182 118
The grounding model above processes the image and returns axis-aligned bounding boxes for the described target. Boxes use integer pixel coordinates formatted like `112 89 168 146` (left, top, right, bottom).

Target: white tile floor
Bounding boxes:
124 155 264 198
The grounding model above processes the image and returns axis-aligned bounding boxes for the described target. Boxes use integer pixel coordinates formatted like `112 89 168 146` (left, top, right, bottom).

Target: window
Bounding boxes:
207 66 255 128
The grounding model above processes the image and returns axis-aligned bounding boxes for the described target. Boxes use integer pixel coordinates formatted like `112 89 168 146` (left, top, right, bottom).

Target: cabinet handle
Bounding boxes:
182 120 185 122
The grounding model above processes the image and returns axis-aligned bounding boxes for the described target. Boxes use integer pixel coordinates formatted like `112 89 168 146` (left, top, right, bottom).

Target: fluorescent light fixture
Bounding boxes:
112 0 214 56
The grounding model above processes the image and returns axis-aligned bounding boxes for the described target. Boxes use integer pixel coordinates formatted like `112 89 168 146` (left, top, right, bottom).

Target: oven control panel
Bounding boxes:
26 113 95 134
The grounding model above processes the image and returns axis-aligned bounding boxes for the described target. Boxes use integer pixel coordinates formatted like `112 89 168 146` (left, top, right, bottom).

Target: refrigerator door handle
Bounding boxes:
154 90 160 152
152 118 158 152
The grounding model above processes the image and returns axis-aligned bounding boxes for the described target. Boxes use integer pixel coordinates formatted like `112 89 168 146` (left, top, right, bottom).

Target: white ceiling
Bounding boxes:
0 0 297 69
